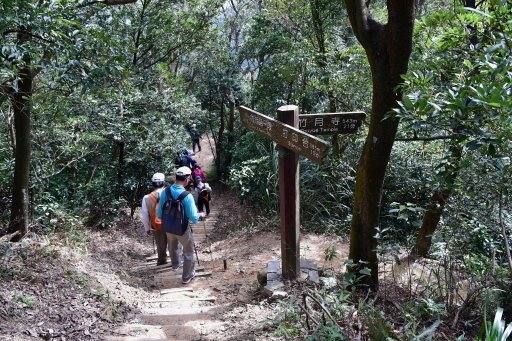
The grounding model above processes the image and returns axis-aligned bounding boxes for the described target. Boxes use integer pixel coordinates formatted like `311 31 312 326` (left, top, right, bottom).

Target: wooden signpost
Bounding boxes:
240 105 329 279
239 106 329 164
299 112 365 135
239 105 364 280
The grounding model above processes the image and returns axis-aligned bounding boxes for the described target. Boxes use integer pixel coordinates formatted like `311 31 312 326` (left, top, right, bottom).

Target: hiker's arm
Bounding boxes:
140 196 151 232
184 194 200 223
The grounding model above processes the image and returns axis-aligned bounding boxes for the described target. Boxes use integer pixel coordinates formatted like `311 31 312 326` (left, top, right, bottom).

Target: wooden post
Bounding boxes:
277 105 300 279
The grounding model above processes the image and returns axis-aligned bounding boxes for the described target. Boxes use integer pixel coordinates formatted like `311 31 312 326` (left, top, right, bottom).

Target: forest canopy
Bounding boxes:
1 0 511 339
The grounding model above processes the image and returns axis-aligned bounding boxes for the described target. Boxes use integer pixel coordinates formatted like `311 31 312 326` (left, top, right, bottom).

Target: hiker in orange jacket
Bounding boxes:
140 173 171 266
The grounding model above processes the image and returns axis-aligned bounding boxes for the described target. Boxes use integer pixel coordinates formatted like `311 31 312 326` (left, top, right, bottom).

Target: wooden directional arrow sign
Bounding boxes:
240 106 329 164
299 112 365 135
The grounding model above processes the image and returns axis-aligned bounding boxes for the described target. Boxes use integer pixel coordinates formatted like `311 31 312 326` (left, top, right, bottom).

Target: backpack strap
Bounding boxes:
169 188 189 201
177 191 190 201
148 192 159 202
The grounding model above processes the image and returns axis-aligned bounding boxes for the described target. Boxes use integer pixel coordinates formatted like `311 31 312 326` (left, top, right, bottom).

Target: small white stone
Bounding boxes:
271 291 288 300
320 276 337 289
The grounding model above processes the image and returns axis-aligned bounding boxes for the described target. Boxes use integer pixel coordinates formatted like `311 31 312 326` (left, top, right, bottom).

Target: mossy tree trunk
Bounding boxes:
344 1 416 290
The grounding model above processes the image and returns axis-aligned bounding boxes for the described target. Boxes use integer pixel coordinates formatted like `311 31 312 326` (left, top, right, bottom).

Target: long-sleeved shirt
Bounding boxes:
140 188 163 232
156 183 200 224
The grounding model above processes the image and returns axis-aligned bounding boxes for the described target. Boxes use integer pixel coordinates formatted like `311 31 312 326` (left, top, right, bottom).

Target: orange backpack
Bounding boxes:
146 192 162 231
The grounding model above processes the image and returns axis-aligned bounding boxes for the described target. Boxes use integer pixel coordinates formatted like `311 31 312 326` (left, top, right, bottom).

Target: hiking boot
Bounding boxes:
182 271 195 284
171 262 183 271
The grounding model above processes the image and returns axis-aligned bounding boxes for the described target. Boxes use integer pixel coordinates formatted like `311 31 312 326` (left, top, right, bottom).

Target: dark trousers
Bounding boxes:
198 197 210 215
192 139 201 152
153 229 170 265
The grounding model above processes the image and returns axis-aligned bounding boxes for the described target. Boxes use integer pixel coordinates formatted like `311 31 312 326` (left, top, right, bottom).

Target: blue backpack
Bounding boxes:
175 155 188 168
161 188 190 236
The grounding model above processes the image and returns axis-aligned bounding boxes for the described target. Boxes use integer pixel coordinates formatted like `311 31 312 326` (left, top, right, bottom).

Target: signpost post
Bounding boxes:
276 106 300 279
240 105 329 279
239 106 364 280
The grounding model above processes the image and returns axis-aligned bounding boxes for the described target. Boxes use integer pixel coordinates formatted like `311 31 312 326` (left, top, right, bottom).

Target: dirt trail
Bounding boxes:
0 134 349 341
104 134 349 340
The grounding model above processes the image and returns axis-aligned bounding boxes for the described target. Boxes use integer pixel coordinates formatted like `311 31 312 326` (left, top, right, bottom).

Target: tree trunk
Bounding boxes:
7 106 16 155
222 95 236 175
349 71 401 290
116 99 125 199
116 140 125 199
8 33 33 240
499 188 512 275
412 0 476 257
215 97 225 179
414 190 449 256
413 143 462 256
344 1 416 290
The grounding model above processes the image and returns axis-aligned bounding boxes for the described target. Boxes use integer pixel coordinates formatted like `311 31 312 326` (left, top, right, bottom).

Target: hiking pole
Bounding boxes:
152 232 156 254
191 227 200 266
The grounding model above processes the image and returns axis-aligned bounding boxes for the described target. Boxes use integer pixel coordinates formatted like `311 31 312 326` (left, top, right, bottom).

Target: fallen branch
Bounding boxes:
0 231 20 243
303 292 340 328
451 284 490 329
298 303 319 330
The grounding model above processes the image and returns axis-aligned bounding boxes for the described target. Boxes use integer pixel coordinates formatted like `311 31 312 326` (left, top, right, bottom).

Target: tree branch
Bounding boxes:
342 0 375 48
396 135 460 142
79 0 136 7
3 29 54 44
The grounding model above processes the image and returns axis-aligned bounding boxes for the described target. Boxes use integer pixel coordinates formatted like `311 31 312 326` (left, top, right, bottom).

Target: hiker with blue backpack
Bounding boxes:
140 173 171 266
174 148 197 169
157 166 205 284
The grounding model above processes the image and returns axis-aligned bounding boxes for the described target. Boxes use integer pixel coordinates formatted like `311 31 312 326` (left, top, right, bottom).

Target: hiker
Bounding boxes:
191 164 207 183
174 148 197 169
194 176 212 216
189 124 201 153
140 173 170 266
157 167 205 284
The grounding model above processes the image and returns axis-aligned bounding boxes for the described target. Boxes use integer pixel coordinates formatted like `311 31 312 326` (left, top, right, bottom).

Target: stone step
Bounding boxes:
155 271 212 280
145 296 216 304
105 324 166 341
156 266 205 274
140 306 216 316
160 325 199 339
142 300 214 310
107 335 191 341
159 287 194 294
141 313 213 325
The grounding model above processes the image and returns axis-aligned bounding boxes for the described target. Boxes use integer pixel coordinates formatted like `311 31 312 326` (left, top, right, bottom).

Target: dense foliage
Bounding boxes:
0 0 218 231
1 0 511 339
